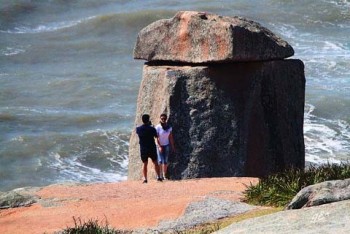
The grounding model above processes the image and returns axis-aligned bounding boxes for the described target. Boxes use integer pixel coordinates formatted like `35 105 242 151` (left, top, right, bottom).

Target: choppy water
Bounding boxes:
1 0 349 192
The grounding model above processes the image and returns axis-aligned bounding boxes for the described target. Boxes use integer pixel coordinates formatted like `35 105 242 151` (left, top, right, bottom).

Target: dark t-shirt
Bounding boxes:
136 124 157 156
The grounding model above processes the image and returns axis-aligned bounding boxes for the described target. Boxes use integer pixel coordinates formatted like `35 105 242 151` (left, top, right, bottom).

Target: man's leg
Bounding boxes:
142 160 148 183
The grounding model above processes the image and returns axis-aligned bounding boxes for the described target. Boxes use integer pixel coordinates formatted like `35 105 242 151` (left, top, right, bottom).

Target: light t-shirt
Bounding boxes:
155 124 172 146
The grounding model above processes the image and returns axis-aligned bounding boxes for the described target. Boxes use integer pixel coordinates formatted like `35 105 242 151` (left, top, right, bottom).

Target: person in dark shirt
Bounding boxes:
136 114 162 183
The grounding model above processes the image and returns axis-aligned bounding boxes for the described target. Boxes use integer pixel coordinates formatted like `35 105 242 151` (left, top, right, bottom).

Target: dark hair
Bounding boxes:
141 114 150 124
160 113 170 130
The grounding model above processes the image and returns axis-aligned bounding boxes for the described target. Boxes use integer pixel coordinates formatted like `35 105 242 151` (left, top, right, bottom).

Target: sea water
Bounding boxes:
1 0 349 192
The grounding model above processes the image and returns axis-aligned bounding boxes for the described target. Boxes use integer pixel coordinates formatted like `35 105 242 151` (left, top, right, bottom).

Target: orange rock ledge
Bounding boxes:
0 177 258 234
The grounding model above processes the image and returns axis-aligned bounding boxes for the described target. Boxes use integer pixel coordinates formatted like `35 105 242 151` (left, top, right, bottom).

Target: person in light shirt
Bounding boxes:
155 113 175 180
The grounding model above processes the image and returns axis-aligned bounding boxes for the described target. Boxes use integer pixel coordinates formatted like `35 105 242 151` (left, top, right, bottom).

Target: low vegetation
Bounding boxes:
58 217 130 234
243 162 350 207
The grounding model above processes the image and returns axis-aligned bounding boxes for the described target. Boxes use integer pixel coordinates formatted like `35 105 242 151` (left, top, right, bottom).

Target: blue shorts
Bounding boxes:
157 145 170 164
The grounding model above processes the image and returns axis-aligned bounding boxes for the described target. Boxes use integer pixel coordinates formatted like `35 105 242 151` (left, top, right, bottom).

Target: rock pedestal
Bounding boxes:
128 11 305 180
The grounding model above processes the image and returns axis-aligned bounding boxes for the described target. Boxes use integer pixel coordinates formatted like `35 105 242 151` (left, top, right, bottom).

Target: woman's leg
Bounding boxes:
163 145 170 178
157 147 164 178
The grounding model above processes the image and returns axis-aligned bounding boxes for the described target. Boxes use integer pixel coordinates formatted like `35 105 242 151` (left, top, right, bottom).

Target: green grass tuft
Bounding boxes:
59 216 130 234
243 162 350 207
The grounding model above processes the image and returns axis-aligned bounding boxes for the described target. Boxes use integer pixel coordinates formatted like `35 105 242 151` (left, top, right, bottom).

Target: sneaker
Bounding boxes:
142 179 148 184
157 177 163 182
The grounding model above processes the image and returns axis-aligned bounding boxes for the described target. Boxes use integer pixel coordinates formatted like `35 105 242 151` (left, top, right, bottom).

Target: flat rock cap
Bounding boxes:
134 11 294 63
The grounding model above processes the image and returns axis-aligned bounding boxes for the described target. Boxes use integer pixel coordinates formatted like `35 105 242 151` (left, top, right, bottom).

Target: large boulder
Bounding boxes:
133 11 294 63
128 60 305 180
286 179 350 209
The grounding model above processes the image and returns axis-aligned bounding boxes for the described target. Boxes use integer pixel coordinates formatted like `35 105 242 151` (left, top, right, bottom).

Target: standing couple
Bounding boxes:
136 113 175 183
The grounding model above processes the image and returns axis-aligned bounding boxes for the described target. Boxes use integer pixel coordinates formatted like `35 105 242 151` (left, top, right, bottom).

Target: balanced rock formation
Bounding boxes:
128 11 305 180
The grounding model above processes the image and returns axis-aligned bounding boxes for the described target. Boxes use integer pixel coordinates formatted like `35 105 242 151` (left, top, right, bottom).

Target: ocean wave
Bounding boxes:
304 103 350 165
48 152 127 183
306 57 350 75
327 0 350 12
1 129 129 191
46 130 129 183
0 18 90 34
308 0 350 25
0 9 175 35
322 41 348 53
0 106 133 137
270 23 298 41
62 9 176 36
0 46 26 56
268 0 350 32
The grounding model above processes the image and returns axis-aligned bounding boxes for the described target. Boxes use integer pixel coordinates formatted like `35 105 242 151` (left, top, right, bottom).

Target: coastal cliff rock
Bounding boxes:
286 179 350 209
134 11 294 63
129 11 305 180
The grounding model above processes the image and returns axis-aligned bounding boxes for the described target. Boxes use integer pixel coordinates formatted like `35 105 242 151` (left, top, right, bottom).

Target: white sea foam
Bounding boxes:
1 47 26 56
322 41 347 54
49 150 126 183
304 104 350 165
327 0 350 10
0 16 95 34
269 23 298 40
12 136 24 142
53 130 128 182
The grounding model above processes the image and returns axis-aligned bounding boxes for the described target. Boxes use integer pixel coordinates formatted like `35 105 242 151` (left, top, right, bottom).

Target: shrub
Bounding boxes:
243 162 350 207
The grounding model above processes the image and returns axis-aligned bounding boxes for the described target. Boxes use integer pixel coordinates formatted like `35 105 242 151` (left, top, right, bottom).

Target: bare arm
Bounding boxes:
155 134 163 152
156 137 161 146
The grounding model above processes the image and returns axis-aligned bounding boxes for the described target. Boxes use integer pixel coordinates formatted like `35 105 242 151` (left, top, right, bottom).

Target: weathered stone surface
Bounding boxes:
215 199 350 234
133 11 294 63
155 197 256 232
286 179 350 210
128 60 305 180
